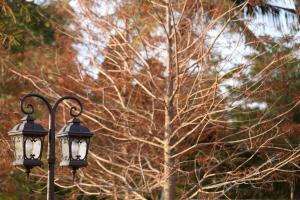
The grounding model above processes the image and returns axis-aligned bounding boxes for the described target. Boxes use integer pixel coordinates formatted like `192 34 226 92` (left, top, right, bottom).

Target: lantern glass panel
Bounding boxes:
14 135 24 162
60 137 70 161
24 137 42 159
71 138 88 160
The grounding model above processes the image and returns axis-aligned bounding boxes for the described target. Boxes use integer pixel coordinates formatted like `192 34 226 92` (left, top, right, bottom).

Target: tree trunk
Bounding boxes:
293 178 300 200
290 179 295 200
163 147 176 200
162 2 176 200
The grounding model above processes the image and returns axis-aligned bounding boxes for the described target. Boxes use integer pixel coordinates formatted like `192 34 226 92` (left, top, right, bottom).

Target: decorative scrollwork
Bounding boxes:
70 106 81 118
20 93 83 119
21 102 34 115
20 93 52 115
53 96 83 118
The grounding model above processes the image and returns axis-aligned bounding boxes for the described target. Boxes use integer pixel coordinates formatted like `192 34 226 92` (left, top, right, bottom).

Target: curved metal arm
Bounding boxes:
52 96 83 118
20 94 83 118
20 93 83 200
20 93 52 115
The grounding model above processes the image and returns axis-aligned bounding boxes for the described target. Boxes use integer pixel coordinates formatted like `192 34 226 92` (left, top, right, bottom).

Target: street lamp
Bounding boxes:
8 93 93 200
8 115 47 175
56 118 93 178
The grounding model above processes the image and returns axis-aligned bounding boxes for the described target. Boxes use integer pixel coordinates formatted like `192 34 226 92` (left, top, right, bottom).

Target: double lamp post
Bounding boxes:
8 93 93 200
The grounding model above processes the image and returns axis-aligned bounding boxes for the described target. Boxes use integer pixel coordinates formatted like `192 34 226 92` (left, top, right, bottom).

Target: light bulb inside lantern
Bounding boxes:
25 138 33 159
71 139 80 159
32 139 41 159
25 137 41 159
78 140 87 159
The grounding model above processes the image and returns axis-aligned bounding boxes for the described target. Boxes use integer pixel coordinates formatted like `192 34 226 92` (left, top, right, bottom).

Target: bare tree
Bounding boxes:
6 0 300 199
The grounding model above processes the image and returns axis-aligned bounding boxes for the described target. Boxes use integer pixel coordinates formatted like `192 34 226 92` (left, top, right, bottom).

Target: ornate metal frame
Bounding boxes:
20 93 83 200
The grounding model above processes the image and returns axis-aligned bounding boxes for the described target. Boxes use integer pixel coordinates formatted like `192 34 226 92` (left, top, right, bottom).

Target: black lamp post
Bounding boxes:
8 93 93 200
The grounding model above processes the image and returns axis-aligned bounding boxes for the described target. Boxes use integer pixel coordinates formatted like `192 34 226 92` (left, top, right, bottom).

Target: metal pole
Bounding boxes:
47 111 55 200
20 93 83 200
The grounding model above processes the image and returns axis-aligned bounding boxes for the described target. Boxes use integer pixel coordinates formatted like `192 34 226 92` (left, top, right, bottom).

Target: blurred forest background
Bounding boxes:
2 0 300 199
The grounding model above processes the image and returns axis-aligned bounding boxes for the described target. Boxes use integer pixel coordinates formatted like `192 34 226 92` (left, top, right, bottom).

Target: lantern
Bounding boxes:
8 115 47 173
56 118 93 171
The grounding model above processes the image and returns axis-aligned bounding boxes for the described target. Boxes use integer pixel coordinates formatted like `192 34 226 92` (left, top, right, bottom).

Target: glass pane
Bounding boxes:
32 138 42 159
14 136 23 161
71 138 87 160
71 139 79 159
25 137 42 159
61 137 69 161
78 140 87 159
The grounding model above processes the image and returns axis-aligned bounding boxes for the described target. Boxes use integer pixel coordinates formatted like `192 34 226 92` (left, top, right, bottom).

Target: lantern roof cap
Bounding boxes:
56 118 93 138
8 115 48 136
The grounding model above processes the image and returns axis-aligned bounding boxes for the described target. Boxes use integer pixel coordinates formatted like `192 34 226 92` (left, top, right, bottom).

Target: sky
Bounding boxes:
68 0 300 72
66 0 300 110
26 0 300 111
245 0 300 39
206 0 300 109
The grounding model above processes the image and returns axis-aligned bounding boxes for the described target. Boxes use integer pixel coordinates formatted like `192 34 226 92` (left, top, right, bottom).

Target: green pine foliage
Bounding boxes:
0 0 58 52
223 37 300 198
